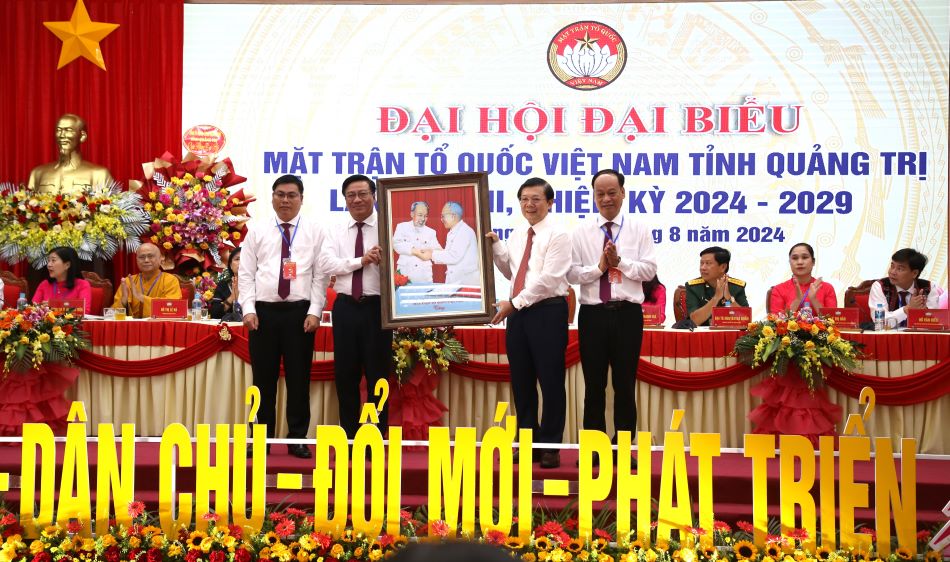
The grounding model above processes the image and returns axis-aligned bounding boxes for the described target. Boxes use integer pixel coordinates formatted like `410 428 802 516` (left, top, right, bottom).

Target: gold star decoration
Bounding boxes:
43 0 119 71
575 32 600 52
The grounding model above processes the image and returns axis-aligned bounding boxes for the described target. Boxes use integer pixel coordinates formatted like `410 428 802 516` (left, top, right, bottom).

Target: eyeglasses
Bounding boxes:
273 191 301 200
345 190 373 201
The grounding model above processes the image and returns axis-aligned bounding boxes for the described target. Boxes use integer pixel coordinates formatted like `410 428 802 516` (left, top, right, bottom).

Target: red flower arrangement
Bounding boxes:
132 152 254 273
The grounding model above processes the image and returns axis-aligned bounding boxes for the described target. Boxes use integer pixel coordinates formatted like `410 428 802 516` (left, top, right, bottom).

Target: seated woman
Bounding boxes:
768 242 837 314
32 246 92 313
210 248 242 320
642 274 667 323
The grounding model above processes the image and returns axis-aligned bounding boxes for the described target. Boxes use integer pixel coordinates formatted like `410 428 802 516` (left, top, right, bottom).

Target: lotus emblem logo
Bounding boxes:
548 21 626 90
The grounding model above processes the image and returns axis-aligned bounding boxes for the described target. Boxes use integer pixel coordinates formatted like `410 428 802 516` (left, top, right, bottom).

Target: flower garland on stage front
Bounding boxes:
132 152 254 273
0 304 89 375
733 309 861 389
0 504 943 562
0 183 149 269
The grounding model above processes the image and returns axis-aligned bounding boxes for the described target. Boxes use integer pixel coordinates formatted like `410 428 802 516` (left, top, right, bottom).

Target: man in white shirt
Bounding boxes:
392 202 439 284
488 177 572 469
239 174 328 458
418 201 480 286
868 248 940 327
567 169 657 465
318 174 392 439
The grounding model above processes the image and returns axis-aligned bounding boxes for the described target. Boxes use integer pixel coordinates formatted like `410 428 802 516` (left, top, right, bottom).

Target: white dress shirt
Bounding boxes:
432 220 480 286
868 280 941 324
319 211 382 296
238 213 329 317
492 215 571 310
392 221 439 283
567 213 658 305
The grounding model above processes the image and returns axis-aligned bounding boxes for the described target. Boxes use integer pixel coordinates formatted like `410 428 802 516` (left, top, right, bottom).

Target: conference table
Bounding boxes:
66 321 950 454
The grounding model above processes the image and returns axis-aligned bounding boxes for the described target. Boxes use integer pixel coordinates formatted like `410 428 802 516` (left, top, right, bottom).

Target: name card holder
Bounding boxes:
642 304 664 329
825 307 860 331
151 299 188 320
710 306 752 330
905 308 950 332
47 299 85 318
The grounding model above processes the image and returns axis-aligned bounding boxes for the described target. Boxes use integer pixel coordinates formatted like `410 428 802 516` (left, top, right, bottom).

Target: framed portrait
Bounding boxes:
377 172 496 328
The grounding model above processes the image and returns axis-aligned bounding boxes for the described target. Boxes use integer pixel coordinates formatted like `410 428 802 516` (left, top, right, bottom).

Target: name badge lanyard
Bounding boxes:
797 281 814 310
276 218 301 257
139 272 163 296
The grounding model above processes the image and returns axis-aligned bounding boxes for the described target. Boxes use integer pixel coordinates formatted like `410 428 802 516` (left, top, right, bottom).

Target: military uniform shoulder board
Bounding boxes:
728 277 747 287
687 277 706 286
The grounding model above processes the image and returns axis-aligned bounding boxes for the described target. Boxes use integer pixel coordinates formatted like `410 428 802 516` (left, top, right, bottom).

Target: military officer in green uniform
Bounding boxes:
685 246 748 326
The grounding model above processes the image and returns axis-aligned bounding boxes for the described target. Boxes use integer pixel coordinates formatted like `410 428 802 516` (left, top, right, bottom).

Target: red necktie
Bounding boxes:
352 222 365 300
278 222 292 299
600 221 613 303
511 227 535 298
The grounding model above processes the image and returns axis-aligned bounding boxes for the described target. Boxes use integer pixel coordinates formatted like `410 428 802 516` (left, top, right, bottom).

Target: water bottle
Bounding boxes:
16 292 27 311
191 294 204 321
800 303 813 321
873 303 885 331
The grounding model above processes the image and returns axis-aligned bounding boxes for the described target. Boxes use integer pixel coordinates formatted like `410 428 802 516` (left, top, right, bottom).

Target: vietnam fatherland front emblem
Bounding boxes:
548 21 627 90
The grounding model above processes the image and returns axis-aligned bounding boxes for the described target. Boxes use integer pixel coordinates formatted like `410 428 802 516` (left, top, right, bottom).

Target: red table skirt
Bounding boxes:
76 322 950 405
81 322 950 361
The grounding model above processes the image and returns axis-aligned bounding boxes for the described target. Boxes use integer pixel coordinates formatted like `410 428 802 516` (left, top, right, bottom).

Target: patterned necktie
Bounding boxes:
600 221 614 303
278 222 292 299
899 290 910 327
511 227 535 298
352 222 365 300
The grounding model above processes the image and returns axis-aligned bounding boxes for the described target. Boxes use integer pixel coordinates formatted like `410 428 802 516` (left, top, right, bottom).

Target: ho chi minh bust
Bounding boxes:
28 113 114 196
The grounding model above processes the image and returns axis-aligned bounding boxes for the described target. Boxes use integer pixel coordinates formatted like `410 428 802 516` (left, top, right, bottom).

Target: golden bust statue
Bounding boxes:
28 113 114 195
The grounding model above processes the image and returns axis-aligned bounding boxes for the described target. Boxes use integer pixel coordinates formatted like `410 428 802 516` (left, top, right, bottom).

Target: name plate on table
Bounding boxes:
826 307 859 330
151 299 188 319
47 299 84 318
642 304 664 328
905 308 950 331
710 306 752 330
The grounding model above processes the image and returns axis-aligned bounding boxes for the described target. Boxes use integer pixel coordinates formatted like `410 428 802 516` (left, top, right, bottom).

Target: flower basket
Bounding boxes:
733 309 862 390
0 182 149 268
391 326 469 384
132 151 254 273
0 304 90 374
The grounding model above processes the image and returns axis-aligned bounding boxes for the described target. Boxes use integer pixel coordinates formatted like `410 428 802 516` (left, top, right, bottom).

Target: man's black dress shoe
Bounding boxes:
539 451 561 469
288 444 312 459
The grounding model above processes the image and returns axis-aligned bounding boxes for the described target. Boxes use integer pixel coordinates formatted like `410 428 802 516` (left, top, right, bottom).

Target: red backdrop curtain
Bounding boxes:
0 0 184 283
